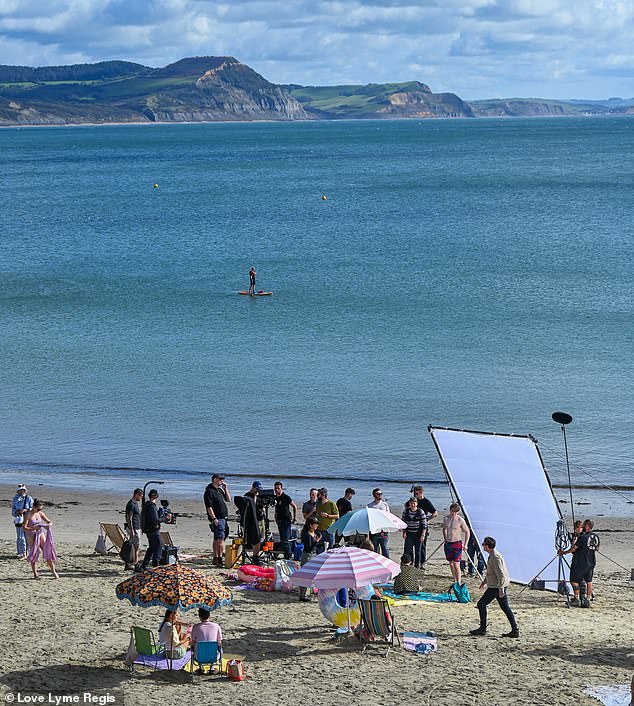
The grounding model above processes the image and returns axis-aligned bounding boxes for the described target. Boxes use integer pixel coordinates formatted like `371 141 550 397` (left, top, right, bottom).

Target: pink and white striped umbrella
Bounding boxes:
289 546 400 590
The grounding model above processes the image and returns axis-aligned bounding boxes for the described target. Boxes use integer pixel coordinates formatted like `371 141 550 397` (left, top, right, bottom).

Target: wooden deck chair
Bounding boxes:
358 598 400 656
130 626 161 672
189 641 223 680
100 523 126 553
159 531 174 547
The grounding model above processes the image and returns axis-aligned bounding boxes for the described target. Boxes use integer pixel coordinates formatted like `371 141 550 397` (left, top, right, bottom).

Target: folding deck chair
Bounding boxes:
358 597 400 657
100 523 126 553
189 641 223 680
130 626 161 671
159 531 174 548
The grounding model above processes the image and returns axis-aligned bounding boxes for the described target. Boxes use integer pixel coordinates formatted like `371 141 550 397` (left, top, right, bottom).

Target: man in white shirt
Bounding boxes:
442 502 470 585
367 488 390 557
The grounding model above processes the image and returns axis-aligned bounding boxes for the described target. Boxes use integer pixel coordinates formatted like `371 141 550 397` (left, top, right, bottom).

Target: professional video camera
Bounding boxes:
256 488 276 510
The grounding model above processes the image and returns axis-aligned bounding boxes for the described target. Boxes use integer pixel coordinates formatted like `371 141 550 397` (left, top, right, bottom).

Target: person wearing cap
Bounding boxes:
367 488 390 557
204 474 231 567
140 489 162 570
12 484 33 559
274 482 298 559
335 487 355 547
315 488 339 553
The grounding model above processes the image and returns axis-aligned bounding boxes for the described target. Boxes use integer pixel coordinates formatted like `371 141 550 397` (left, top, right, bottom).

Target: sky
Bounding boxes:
0 0 633 100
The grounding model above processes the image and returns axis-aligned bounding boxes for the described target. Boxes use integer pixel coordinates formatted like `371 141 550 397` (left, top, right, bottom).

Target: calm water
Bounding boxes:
0 117 632 500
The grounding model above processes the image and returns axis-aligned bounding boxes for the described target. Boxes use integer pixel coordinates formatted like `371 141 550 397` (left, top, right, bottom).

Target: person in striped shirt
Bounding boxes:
401 497 427 568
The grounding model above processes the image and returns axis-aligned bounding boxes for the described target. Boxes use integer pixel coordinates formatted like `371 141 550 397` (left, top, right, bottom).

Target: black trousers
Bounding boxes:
477 587 517 630
141 531 162 568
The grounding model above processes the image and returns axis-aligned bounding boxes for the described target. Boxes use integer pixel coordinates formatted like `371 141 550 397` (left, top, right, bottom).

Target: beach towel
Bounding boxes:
403 631 438 655
379 585 457 603
583 685 631 706
134 650 191 671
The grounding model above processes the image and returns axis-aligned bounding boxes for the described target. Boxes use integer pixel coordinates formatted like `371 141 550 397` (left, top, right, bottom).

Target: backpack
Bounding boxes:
119 540 135 565
449 582 471 603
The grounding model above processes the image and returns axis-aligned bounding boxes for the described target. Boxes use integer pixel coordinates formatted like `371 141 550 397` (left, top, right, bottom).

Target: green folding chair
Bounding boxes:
130 626 161 671
358 598 400 657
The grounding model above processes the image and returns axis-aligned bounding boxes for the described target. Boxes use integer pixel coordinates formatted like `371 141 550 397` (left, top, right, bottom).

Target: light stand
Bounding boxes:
552 411 574 525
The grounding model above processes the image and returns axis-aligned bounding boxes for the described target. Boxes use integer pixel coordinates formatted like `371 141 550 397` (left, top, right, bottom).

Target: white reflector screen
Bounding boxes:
430 427 565 587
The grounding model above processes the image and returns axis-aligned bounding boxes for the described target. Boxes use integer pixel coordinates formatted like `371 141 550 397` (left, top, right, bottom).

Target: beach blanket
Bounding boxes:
403 631 438 655
134 649 191 670
378 584 457 604
583 685 631 706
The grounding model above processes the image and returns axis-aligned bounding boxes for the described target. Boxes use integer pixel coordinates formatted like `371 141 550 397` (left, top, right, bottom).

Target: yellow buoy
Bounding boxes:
154 183 159 188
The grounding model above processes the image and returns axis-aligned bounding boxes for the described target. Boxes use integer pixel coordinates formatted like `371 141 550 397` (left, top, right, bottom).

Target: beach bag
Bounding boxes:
95 532 107 555
119 540 135 565
226 659 244 681
124 633 138 668
449 582 471 603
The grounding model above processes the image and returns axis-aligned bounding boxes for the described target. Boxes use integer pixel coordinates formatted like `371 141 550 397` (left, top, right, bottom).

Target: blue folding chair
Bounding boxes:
189 640 223 679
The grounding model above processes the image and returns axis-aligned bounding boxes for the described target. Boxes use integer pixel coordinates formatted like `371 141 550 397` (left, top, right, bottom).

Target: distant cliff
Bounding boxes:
287 81 474 119
0 57 308 125
468 97 634 117
1 57 631 126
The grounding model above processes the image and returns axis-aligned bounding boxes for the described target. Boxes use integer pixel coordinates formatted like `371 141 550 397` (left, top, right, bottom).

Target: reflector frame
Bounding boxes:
429 426 566 588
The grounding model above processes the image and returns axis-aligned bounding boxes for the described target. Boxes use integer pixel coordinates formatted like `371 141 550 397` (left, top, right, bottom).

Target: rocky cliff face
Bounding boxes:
0 57 307 125
380 90 474 118
141 60 308 122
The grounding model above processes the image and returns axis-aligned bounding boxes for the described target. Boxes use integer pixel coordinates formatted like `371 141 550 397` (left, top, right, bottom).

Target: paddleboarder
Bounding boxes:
248 266 256 295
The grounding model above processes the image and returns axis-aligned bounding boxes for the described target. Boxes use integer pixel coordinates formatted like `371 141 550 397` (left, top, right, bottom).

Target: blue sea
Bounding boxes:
1 117 632 510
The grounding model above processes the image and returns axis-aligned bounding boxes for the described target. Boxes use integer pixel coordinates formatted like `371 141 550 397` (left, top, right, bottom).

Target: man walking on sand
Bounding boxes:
442 502 470 584
204 474 231 567
470 536 519 638
125 488 143 569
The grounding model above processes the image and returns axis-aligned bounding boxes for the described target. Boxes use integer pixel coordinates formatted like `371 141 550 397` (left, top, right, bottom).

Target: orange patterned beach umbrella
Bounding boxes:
116 564 233 612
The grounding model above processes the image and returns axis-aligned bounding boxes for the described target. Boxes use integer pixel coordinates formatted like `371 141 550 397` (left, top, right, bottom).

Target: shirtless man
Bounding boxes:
248 266 256 295
442 502 470 584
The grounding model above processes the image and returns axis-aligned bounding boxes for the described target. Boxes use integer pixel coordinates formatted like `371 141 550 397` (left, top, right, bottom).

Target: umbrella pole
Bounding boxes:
346 588 351 632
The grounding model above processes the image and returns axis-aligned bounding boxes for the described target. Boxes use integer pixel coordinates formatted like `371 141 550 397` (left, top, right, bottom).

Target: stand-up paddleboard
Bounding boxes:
239 290 273 296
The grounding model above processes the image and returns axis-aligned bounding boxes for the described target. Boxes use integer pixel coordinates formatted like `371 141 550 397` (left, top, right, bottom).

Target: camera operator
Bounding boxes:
243 481 265 560
204 473 231 568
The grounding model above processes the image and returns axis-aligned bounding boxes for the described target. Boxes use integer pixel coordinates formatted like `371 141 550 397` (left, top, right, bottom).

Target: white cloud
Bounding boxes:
0 0 632 98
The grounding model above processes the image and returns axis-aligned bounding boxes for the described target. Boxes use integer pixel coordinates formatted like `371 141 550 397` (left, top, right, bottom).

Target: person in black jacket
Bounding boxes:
204 474 231 567
139 489 162 570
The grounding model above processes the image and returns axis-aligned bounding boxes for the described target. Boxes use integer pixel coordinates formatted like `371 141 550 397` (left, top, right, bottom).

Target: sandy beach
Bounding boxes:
0 483 632 706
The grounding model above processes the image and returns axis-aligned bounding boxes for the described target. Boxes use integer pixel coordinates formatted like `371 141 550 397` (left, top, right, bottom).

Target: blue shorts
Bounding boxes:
210 518 227 540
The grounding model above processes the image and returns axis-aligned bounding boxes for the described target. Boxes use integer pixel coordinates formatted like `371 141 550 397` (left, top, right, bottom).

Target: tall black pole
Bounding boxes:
552 411 574 526
561 424 575 525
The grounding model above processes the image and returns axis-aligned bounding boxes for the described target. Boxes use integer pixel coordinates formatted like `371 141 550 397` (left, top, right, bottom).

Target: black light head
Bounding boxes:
552 411 573 425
